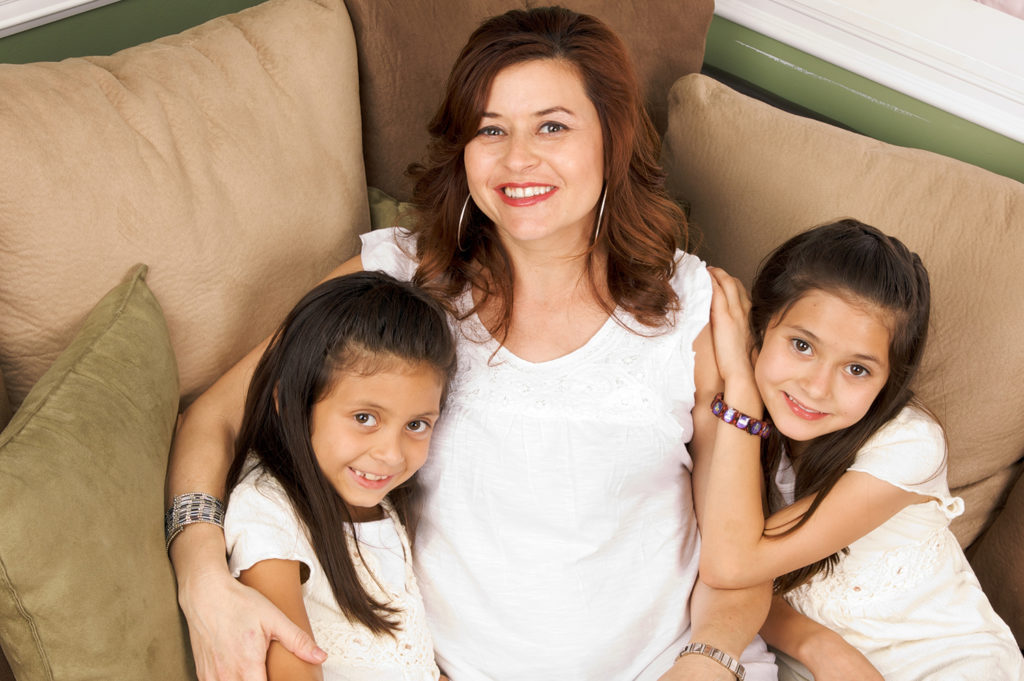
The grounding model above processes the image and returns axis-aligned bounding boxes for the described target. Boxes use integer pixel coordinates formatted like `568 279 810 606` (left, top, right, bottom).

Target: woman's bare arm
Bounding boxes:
658 324 772 681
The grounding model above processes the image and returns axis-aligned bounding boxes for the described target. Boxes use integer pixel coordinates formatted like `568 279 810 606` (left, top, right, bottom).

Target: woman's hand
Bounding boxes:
658 653 741 681
177 558 326 681
706 267 757 390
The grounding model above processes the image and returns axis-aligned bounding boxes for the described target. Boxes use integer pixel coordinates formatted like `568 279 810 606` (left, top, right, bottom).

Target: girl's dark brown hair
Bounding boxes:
226 271 457 635
750 219 933 593
407 6 686 339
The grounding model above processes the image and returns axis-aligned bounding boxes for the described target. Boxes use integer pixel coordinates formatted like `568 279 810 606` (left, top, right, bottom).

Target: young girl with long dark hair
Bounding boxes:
222 271 456 681
701 219 1023 680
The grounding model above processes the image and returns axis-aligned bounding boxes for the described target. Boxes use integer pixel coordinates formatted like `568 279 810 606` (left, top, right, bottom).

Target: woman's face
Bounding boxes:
463 59 605 253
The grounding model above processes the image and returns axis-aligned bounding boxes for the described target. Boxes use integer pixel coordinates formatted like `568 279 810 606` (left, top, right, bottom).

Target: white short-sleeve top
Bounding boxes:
360 227 776 681
225 463 440 681
777 406 1024 681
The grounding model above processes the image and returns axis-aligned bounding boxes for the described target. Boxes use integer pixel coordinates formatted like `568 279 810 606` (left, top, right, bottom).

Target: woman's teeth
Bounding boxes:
503 185 553 198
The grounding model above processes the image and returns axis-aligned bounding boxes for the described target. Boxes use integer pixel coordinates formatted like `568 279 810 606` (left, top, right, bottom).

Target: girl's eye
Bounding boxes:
539 121 567 134
406 420 431 434
846 364 871 378
354 413 378 426
790 338 812 355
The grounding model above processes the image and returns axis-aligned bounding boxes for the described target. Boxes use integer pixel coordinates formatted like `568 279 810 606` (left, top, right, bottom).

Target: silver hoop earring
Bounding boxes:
593 183 607 244
456 194 472 251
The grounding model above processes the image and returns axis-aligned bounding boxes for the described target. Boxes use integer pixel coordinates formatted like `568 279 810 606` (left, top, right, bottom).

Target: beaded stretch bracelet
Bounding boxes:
711 392 772 439
164 492 226 552
677 642 746 680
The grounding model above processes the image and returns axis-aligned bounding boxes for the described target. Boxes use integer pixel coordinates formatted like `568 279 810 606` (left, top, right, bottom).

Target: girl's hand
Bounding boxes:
178 563 326 681
707 267 757 390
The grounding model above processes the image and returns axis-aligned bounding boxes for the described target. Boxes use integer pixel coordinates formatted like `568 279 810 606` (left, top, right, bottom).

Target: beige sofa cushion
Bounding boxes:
662 73 1024 639
344 0 713 200
0 266 187 681
0 0 367 411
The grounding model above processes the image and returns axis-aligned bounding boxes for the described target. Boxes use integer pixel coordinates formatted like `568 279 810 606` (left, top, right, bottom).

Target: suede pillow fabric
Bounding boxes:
0 265 188 681
344 0 713 200
661 73 1024 642
0 0 367 412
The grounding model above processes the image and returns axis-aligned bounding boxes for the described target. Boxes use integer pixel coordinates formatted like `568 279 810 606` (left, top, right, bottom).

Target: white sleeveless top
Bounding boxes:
225 463 440 681
361 227 776 681
776 406 1024 681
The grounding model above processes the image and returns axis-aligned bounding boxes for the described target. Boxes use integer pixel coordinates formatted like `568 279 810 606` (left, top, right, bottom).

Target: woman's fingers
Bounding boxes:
268 609 327 664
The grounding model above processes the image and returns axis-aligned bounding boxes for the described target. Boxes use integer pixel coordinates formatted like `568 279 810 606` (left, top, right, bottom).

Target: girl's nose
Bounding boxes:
370 430 404 466
800 363 832 399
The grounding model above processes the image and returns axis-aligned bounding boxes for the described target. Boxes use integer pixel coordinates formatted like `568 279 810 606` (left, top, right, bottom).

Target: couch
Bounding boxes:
0 0 1020 678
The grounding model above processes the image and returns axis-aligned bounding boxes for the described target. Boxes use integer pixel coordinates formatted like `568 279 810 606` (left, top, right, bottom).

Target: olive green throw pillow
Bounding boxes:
0 265 191 680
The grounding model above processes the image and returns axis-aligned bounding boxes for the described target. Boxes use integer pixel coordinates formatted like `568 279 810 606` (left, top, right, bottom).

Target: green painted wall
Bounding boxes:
704 16 1024 184
0 0 264 63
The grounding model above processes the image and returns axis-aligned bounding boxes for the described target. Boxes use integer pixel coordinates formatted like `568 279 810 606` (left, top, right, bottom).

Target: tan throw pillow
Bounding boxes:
661 73 1024 548
0 0 367 412
0 265 189 681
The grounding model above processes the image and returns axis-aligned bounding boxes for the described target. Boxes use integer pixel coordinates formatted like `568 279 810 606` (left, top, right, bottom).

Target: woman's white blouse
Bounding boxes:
361 227 776 681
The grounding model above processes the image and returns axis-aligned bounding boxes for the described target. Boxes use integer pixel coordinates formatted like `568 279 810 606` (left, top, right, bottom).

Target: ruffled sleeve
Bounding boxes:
848 406 961 515
359 227 420 282
224 468 317 580
667 250 712 438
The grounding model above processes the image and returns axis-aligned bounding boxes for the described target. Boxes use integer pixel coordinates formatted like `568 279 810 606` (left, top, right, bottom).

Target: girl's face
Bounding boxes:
754 289 892 455
463 58 605 253
310 361 444 521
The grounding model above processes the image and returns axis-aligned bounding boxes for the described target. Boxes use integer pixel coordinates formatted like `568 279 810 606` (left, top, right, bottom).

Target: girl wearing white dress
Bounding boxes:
701 219 1023 681
223 272 456 681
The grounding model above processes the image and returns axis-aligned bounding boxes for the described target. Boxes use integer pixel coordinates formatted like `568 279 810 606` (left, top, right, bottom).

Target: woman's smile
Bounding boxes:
498 183 557 205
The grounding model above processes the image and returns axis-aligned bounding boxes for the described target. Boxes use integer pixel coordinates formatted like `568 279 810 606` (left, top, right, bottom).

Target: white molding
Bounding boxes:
0 0 121 39
714 0 1024 143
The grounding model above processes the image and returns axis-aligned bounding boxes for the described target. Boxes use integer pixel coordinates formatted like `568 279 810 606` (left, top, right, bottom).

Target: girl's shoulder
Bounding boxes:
849 405 948 489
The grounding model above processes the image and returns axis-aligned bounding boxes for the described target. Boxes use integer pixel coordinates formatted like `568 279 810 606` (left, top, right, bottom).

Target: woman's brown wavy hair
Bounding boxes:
406 6 687 338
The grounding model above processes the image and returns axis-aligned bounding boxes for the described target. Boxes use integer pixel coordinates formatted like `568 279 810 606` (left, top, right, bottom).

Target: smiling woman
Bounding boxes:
166 7 780 681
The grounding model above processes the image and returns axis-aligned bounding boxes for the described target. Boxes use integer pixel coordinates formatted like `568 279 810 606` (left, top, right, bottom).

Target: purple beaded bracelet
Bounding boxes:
711 392 772 439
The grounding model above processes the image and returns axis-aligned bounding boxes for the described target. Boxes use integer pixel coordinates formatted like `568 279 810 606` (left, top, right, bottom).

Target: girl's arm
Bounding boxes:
659 324 773 681
238 560 324 681
761 596 883 681
699 268 926 589
165 256 363 681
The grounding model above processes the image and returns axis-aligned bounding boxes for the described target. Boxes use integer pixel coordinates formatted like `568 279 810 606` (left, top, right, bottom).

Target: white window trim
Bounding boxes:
714 0 1024 144
0 0 122 39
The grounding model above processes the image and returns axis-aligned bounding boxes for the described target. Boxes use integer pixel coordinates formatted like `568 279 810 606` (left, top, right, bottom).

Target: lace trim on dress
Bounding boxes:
312 499 439 679
787 528 956 614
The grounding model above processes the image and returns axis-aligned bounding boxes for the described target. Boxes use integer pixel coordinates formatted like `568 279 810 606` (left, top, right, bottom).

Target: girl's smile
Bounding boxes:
755 289 892 452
